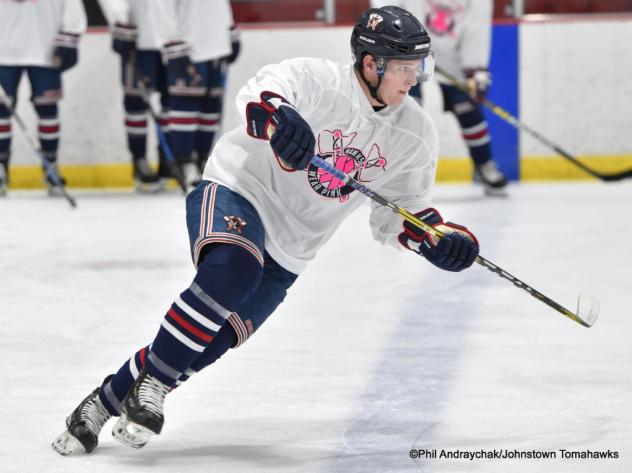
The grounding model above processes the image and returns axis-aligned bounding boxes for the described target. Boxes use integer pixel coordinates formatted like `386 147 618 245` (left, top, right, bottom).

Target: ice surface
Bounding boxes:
0 182 631 472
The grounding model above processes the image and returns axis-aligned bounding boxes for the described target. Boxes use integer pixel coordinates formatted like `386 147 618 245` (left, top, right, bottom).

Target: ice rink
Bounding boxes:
1 181 631 473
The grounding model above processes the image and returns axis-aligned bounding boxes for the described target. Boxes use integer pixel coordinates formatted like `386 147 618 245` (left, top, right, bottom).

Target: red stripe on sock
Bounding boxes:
167 308 213 343
139 347 146 366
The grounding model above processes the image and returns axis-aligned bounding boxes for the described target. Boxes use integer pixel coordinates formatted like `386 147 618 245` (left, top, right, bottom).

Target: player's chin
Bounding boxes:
389 92 407 105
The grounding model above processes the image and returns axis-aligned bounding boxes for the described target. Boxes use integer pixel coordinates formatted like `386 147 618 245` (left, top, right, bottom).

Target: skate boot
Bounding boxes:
112 368 169 448
133 157 163 193
51 376 113 455
474 160 508 196
43 162 67 197
0 161 8 197
180 161 201 188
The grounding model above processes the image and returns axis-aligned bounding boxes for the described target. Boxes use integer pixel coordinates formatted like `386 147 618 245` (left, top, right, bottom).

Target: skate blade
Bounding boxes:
112 415 151 449
47 186 65 197
51 430 84 456
483 186 509 198
135 179 166 194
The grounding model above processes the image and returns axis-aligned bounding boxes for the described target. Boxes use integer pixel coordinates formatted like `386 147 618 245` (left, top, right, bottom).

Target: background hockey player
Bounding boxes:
371 0 508 195
0 0 87 196
162 0 240 187
52 6 480 456
97 0 174 192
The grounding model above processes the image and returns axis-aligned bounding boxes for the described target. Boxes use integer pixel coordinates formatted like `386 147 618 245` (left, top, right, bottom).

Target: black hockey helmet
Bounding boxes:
351 6 432 68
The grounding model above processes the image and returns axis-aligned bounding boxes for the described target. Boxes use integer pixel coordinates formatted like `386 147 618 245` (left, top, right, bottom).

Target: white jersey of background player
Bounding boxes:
370 0 492 82
98 0 234 58
0 0 86 67
371 0 508 193
52 7 480 456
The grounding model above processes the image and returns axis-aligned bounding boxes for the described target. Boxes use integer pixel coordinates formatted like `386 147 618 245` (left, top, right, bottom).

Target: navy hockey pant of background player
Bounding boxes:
0 66 62 166
99 180 298 416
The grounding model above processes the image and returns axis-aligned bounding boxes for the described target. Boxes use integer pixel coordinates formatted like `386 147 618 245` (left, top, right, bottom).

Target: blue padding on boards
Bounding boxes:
487 23 519 180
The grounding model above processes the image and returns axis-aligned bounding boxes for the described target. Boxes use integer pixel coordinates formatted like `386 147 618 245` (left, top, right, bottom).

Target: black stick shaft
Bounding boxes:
436 66 632 182
311 156 590 327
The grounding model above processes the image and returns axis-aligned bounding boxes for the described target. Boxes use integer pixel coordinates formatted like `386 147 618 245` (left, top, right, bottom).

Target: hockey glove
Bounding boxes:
398 208 479 272
163 41 203 95
52 32 79 72
111 23 137 61
245 92 315 171
226 26 241 64
465 68 492 102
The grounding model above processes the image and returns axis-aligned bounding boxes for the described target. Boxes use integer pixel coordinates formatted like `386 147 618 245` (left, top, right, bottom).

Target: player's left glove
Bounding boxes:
398 208 479 272
226 26 241 64
465 68 492 102
245 92 315 171
52 32 80 72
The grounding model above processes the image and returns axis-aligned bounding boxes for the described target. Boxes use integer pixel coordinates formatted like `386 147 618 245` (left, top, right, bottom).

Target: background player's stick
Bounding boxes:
133 66 188 195
311 155 599 328
436 66 632 182
0 83 77 208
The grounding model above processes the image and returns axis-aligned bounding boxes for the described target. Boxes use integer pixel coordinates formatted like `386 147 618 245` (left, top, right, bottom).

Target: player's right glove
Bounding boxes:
245 92 315 171
111 23 137 61
398 208 479 272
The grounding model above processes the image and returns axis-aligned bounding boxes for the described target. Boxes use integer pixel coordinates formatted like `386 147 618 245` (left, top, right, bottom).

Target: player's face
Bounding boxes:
379 59 420 105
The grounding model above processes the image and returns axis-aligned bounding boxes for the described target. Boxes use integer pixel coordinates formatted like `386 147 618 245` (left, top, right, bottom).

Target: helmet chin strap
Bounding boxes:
359 56 386 106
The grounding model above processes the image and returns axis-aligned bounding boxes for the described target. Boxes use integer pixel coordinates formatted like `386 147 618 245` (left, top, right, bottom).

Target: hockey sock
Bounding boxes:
145 244 263 386
173 324 238 387
34 103 59 161
0 103 11 161
124 95 148 159
169 95 199 163
99 345 151 416
452 101 492 166
195 94 221 161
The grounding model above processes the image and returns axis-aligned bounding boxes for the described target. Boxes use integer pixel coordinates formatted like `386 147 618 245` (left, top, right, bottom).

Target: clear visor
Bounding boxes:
383 51 435 82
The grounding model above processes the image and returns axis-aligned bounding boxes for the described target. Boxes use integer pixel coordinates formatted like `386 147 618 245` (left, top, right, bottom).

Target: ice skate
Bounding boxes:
474 160 508 197
0 161 8 197
133 157 164 193
51 377 112 455
112 368 169 448
180 161 201 188
43 162 67 197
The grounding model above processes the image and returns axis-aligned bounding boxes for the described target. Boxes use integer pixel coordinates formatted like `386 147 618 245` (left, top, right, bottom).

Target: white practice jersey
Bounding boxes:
177 0 234 62
98 0 178 50
99 0 234 61
370 0 492 82
0 0 86 67
203 58 439 274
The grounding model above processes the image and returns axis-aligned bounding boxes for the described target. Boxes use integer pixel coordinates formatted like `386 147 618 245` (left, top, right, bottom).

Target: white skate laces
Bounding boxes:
81 393 111 435
138 374 169 416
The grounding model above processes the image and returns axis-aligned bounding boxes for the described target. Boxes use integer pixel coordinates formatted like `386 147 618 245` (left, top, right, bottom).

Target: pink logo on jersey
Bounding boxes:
307 129 387 202
425 0 463 37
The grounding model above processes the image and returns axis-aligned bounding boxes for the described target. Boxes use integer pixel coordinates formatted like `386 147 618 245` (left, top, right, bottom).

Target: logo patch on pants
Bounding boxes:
224 215 246 233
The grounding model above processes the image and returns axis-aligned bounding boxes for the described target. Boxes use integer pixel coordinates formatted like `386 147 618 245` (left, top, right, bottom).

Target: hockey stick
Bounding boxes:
311 155 599 328
435 66 632 182
0 82 77 208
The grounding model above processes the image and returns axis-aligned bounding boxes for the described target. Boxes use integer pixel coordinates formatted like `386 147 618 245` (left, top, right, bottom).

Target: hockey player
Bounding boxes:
52 6 479 455
371 0 508 195
97 0 175 192
0 0 86 196
162 0 240 187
